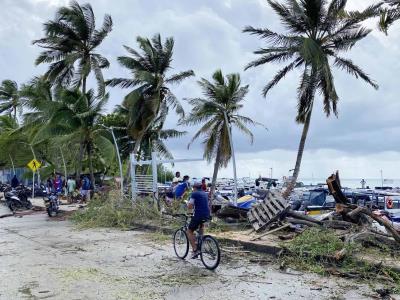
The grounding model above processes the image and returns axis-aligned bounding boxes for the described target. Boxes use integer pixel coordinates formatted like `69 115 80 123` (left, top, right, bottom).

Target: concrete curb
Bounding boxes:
130 221 400 273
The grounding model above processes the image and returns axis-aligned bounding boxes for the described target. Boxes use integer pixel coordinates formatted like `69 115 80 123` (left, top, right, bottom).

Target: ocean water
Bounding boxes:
299 178 400 189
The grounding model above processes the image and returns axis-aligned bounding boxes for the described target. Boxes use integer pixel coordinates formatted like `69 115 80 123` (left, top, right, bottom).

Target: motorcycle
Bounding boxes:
4 189 32 211
44 193 59 217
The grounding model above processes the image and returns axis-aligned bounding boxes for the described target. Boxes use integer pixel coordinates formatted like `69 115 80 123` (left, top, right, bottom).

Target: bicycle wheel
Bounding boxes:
200 235 221 270
173 229 189 259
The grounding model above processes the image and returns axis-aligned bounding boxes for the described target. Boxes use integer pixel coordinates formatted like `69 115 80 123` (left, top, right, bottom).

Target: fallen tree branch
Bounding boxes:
358 208 400 244
286 217 320 227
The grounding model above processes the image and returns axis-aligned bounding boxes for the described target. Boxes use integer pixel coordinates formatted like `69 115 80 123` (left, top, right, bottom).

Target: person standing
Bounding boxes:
80 175 91 202
11 175 19 188
46 177 54 194
67 177 76 195
173 171 182 183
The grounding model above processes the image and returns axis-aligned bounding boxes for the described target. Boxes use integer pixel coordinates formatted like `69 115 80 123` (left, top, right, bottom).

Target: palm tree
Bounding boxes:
107 34 194 156
33 1 113 98
139 103 186 161
182 70 260 199
47 89 114 184
244 0 378 198
379 0 400 34
0 80 24 120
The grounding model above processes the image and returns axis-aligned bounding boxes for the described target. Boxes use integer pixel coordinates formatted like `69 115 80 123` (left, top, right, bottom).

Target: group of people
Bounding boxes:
167 171 211 258
46 174 92 201
166 171 208 201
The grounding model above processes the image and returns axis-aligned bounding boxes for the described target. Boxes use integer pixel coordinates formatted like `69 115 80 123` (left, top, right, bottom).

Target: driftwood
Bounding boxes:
322 220 354 230
250 223 290 241
286 209 323 225
286 217 320 227
326 172 349 205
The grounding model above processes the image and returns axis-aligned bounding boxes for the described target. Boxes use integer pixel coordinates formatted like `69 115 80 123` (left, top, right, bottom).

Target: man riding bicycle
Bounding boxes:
186 182 210 258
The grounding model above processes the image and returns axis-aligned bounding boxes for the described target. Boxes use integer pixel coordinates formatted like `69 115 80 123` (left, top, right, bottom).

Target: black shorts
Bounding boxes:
188 217 209 231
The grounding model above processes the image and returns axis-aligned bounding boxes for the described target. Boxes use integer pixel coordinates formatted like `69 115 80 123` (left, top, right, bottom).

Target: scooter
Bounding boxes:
44 193 59 217
4 189 32 212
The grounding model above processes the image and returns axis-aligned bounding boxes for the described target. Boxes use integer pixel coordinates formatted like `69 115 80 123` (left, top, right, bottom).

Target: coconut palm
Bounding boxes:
0 80 24 120
47 89 114 184
379 0 400 34
244 0 378 198
107 34 194 156
182 70 260 198
33 1 113 98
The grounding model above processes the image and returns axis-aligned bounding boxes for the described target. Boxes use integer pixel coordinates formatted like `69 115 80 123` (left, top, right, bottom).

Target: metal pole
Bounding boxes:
9 154 15 175
223 111 238 206
101 125 124 197
151 152 159 201
130 153 136 202
110 128 124 197
32 171 35 199
60 147 68 196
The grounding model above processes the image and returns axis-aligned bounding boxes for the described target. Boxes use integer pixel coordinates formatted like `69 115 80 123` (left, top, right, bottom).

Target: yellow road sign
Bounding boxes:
27 159 41 172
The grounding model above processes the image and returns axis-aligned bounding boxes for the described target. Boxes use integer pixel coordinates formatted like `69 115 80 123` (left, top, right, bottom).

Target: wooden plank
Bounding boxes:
260 202 273 219
256 206 269 222
264 200 278 215
250 224 290 241
270 197 284 211
252 209 264 226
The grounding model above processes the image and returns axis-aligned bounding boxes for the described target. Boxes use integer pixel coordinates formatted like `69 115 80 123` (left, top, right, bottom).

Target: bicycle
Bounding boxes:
172 214 221 270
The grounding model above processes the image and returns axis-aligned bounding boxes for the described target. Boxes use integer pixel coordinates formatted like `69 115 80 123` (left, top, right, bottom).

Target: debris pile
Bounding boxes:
248 172 400 247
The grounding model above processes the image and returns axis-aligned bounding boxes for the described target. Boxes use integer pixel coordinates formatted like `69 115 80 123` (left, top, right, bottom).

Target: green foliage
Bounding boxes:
244 0 378 123
281 228 400 292
71 190 161 229
107 34 194 154
33 1 112 97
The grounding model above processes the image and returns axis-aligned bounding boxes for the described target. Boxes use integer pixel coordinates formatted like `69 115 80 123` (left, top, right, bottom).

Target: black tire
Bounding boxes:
8 202 16 212
173 229 189 259
25 201 32 209
200 235 221 270
47 208 57 217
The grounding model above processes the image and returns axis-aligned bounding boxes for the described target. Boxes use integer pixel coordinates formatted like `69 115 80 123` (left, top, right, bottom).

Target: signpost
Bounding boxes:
27 159 41 199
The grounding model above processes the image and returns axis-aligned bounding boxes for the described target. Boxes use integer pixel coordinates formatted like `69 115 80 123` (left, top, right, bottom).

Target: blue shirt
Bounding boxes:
175 181 189 198
189 191 210 219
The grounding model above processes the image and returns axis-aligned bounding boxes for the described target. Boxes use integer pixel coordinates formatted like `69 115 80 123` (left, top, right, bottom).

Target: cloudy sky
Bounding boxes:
0 0 399 181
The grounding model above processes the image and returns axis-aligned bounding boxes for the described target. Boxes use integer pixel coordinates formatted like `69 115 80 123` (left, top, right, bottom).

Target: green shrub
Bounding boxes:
71 190 160 229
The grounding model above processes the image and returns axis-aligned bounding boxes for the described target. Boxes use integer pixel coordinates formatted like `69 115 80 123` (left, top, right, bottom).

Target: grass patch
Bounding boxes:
71 190 161 229
281 227 400 293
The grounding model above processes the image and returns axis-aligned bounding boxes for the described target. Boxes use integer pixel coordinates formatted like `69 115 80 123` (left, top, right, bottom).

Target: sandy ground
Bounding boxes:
0 204 392 300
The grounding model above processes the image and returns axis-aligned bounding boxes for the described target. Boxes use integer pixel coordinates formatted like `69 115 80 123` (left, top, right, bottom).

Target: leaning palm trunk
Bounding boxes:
210 145 222 204
282 108 313 199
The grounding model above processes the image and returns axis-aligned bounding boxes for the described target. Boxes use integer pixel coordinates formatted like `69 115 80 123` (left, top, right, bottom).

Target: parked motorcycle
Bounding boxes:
4 189 33 211
44 193 59 217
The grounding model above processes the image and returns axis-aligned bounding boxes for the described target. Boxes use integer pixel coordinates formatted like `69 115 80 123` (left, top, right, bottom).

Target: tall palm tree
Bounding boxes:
33 1 113 98
182 70 260 198
0 80 24 120
107 34 194 156
244 0 378 198
379 0 400 34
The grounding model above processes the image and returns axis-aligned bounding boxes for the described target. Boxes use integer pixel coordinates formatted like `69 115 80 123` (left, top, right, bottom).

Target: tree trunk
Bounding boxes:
282 107 313 199
210 144 222 204
87 144 95 189
13 106 17 121
76 142 85 182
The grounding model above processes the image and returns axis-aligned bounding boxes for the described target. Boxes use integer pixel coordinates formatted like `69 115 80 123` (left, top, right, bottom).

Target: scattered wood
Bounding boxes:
286 217 320 227
250 223 290 241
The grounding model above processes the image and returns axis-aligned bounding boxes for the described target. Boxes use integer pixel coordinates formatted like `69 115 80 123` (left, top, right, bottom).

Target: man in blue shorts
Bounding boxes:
187 182 211 258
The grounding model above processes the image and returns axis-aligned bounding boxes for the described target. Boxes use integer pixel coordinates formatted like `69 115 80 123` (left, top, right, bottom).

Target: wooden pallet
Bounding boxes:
247 190 290 232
